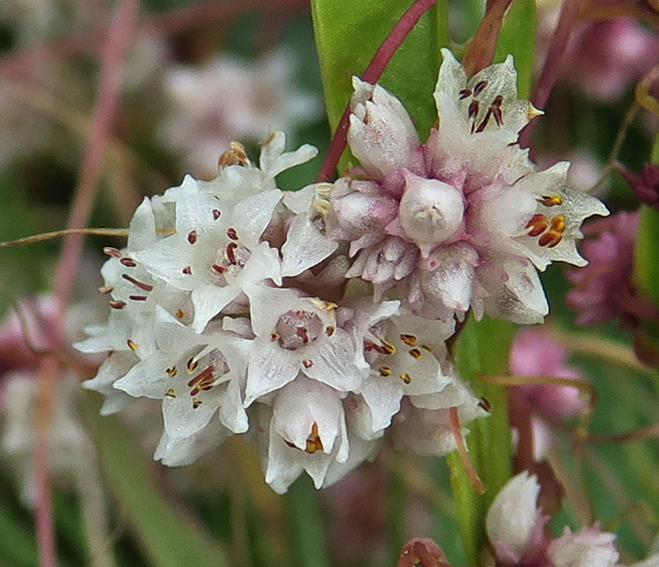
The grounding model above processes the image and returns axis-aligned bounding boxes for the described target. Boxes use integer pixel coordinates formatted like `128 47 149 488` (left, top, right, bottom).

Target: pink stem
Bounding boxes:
35 2 138 566
316 0 437 182
521 0 585 150
53 0 139 318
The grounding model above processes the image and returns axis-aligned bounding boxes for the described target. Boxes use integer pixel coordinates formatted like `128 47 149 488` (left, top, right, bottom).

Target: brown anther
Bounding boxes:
109 300 127 309
526 213 549 237
176 309 185 319
538 231 563 248
296 327 310 344
127 339 138 351
166 367 178 377
103 247 122 258
539 194 563 207
473 80 488 96
226 227 238 241
400 333 418 347
187 230 198 244
97 285 114 294
458 88 472 99
218 141 249 168
468 99 480 120
325 326 335 337
165 388 176 398
302 359 313 368
550 214 566 233
271 332 279 342
478 397 492 412
212 209 221 220
492 105 503 126
192 398 202 409
305 422 324 454
226 242 238 264
212 264 227 274
491 94 503 107
475 108 493 133
182 266 192 275
128 295 148 301
187 366 214 389
379 366 392 377
120 257 137 268
400 372 412 384
186 357 199 373
381 340 396 355
122 274 154 292
421 344 433 352
409 348 423 360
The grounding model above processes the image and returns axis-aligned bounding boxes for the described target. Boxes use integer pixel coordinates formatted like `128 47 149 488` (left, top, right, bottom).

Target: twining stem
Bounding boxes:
449 407 486 495
316 0 437 182
521 0 585 150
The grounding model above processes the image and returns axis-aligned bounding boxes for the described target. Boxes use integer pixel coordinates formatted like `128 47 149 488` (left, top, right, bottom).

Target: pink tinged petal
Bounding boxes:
154 418 230 466
486 472 543 564
303 329 364 392
547 526 619 567
348 77 423 181
245 336 299 405
392 402 458 457
396 171 464 245
478 257 549 324
281 214 338 277
421 243 479 312
360 377 403 431
323 434 380 488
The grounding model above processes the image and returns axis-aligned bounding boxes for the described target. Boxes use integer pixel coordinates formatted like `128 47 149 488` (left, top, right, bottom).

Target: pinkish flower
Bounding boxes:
327 50 608 324
566 212 640 326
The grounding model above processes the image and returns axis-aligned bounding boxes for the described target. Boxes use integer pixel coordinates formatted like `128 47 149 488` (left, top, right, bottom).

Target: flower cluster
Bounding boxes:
79 51 607 492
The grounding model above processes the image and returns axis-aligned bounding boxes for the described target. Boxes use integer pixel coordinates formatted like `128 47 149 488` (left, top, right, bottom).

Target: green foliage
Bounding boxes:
84 395 229 567
311 0 450 140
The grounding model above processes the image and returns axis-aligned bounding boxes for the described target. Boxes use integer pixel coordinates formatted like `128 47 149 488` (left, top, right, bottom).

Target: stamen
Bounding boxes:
473 80 488 96
120 257 137 268
551 214 566 233
379 366 392 376
192 398 202 409
458 88 472 99
166 367 178 377
303 359 314 368
478 398 492 412
109 300 126 309
381 340 396 355
226 242 238 265
409 348 423 360
186 357 199 373
538 231 563 248
526 213 549 237
212 264 227 274
97 285 114 294
182 266 192 275
539 194 563 207
127 339 138 351
305 422 324 454
325 326 335 337
128 295 148 301
400 333 418 346
122 274 154 292
187 230 198 244
226 227 238 241
468 99 480 120
103 247 122 258
212 209 221 220
400 372 412 384
176 309 185 319
165 389 176 398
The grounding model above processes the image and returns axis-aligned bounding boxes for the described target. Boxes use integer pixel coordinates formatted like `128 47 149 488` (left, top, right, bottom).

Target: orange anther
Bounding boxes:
551 214 566 233
526 213 549 237
539 195 563 207
305 422 324 453
539 231 563 247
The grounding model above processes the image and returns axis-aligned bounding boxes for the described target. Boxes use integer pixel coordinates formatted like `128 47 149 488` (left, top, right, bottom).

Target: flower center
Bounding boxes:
399 173 464 244
275 310 323 350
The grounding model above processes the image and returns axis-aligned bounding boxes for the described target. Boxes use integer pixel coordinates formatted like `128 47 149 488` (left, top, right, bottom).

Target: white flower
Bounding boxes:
548 526 620 567
486 471 546 564
160 51 321 176
328 50 608 323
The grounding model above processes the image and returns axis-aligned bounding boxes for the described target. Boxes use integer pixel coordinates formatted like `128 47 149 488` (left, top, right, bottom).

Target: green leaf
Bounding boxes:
286 476 331 567
83 395 229 567
311 0 450 139
494 0 537 99
633 131 659 365
448 315 514 565
0 496 38 567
